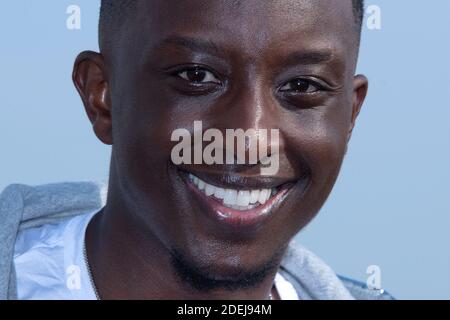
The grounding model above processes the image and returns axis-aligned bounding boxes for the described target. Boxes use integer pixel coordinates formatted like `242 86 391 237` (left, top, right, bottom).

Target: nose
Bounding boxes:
223 76 275 130
211 77 284 167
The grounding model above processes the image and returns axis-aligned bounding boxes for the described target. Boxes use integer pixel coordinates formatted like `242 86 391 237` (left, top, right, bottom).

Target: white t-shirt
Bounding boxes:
14 211 98 300
14 210 298 300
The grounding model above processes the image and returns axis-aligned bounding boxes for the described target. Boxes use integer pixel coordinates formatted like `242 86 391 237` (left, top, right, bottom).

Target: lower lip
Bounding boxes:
182 173 291 231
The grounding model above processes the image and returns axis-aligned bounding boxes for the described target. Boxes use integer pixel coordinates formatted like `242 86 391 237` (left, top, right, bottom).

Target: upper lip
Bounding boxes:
179 168 296 190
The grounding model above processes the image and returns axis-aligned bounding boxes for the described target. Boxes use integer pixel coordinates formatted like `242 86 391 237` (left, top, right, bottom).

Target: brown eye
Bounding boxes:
178 67 220 84
280 78 321 93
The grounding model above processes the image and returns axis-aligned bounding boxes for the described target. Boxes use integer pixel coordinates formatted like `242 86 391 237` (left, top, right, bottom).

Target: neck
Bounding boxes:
85 187 281 300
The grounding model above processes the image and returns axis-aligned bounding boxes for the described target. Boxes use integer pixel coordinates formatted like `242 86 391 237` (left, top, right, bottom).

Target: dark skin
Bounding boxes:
73 0 368 299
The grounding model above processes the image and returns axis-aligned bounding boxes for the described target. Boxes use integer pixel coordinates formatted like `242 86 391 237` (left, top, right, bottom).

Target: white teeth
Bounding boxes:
188 173 276 210
228 204 259 211
214 187 226 199
250 190 260 204
258 189 271 205
205 183 215 196
223 189 238 205
236 190 251 206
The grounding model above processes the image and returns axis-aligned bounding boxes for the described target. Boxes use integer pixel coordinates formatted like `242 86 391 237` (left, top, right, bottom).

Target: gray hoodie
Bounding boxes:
0 181 393 300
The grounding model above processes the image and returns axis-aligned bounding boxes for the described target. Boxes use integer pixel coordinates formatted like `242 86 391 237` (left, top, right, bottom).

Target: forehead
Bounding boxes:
127 0 357 68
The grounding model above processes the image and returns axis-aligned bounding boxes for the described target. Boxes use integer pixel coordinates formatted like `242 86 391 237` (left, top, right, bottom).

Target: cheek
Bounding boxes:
111 73 180 168
111 85 211 213
279 107 350 235
306 126 347 188
109 93 177 209
110 99 197 247
284 105 351 189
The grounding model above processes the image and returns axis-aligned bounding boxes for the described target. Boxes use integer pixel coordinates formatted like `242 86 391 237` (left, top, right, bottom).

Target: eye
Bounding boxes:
177 67 220 84
279 78 322 94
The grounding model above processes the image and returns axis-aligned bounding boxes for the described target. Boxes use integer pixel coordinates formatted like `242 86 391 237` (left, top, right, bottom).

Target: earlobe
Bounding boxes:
72 51 113 145
347 74 369 143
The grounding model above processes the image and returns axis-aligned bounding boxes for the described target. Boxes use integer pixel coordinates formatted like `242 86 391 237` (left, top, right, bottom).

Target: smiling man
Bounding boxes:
0 0 393 300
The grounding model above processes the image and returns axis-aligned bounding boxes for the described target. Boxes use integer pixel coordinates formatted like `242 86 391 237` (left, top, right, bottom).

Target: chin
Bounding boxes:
169 240 283 291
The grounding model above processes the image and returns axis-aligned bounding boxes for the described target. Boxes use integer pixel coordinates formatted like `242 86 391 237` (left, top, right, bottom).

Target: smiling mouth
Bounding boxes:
187 173 283 211
180 170 296 230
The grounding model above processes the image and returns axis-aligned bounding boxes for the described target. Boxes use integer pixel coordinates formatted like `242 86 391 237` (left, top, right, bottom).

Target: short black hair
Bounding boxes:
352 0 365 31
99 0 135 53
99 0 365 52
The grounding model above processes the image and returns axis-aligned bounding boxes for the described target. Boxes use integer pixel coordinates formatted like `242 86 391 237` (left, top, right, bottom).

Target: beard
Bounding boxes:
169 245 286 292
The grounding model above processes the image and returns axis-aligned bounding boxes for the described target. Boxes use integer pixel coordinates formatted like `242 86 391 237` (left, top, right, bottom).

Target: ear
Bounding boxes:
72 51 113 145
347 74 369 143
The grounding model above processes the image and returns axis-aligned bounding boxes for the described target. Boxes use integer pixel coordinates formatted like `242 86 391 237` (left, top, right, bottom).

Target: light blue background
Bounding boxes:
1 1 449 299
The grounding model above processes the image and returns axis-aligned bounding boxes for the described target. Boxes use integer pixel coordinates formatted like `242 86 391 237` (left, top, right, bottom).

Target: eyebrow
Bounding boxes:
156 36 221 56
282 50 335 66
154 36 335 67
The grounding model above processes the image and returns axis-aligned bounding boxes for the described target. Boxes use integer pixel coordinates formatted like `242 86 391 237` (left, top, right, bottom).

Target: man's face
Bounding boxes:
91 0 366 284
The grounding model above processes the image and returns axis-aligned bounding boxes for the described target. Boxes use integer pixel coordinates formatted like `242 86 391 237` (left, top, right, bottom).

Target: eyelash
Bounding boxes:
278 77 328 95
169 65 330 98
173 66 221 85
